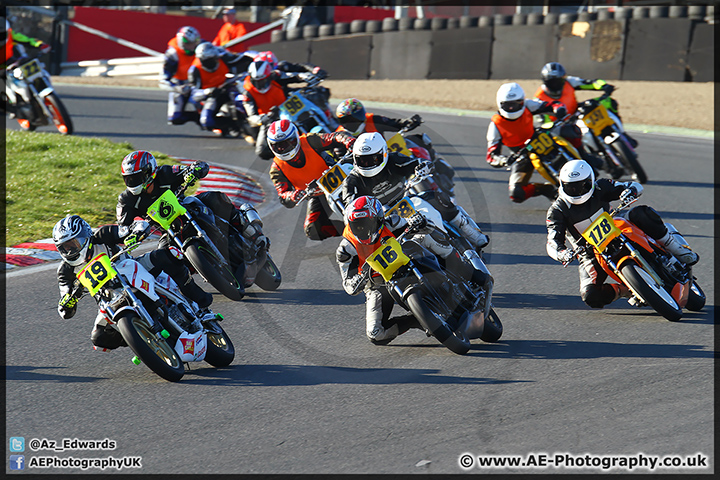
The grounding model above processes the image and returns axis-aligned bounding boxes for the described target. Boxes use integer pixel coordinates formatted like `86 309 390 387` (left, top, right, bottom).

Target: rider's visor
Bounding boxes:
200 57 218 71
354 152 384 169
545 77 566 94
123 171 147 188
562 178 593 197
271 136 298 155
57 237 85 259
252 76 271 92
500 99 524 113
349 215 381 245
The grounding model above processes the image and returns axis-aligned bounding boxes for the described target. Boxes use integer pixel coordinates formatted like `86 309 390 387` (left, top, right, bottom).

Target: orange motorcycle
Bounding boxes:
569 198 705 321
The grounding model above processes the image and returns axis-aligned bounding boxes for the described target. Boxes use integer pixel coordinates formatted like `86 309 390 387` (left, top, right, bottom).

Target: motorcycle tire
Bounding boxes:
185 242 244 301
480 308 503 343
116 311 185 382
611 139 647 184
203 321 235 367
44 93 74 135
621 263 682 321
685 280 706 312
254 254 282 291
406 291 471 355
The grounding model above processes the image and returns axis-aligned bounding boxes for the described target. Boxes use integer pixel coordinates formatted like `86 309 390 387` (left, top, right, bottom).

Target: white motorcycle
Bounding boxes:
70 240 234 382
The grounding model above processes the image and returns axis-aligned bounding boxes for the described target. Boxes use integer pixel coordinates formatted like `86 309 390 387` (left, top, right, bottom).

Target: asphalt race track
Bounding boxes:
6 84 714 475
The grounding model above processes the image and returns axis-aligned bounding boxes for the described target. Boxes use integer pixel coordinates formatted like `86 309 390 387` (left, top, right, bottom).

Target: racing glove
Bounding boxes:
58 294 79 319
557 248 574 265
401 114 422 130
603 84 615 95
290 189 306 204
345 273 367 296
39 43 51 55
552 104 567 119
414 161 433 178
406 213 427 233
124 220 150 249
619 186 637 204
311 66 328 79
489 155 508 168
185 161 209 182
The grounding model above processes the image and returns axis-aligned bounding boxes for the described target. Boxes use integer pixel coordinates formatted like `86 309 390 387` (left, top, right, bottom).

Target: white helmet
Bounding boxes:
559 160 595 205
352 132 388 177
267 119 300 161
52 215 94 267
496 82 526 120
195 42 220 72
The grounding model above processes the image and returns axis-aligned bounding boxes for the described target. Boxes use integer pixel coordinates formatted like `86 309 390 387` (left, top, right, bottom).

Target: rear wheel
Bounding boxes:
621 263 682 321
44 93 74 135
185 242 243 301
406 291 471 355
203 321 235 367
612 138 647 184
116 312 185 382
254 255 282 291
480 308 503 343
685 280 706 312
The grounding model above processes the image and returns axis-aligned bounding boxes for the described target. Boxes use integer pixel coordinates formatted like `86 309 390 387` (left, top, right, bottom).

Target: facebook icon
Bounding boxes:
10 455 25 470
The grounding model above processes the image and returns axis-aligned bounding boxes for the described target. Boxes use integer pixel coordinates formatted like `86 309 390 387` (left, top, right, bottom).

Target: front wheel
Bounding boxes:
685 280 706 312
406 291 471 355
621 263 682 321
254 254 282 291
116 312 185 382
480 308 503 343
44 93 74 135
185 242 244 301
611 139 647 184
203 321 235 367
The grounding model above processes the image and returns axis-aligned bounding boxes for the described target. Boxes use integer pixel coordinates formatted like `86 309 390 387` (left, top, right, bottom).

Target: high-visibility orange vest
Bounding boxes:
535 82 578 115
4 27 14 63
491 108 535 148
273 136 328 190
191 57 229 88
243 76 286 114
167 37 195 81
342 224 395 269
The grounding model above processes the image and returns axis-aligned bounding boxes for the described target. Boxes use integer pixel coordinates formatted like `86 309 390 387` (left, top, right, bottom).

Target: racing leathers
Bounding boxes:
160 36 204 125
3 26 51 117
546 178 698 309
116 162 265 298
56 225 205 350
487 98 568 203
242 64 329 160
269 130 356 240
188 50 255 131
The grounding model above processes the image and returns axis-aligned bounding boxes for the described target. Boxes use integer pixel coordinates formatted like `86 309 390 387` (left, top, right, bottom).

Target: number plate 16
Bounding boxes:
581 212 621 251
77 253 118 295
366 237 410 281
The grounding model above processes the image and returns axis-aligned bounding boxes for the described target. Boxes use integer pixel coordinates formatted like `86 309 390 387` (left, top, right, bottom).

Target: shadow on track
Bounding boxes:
177 364 531 387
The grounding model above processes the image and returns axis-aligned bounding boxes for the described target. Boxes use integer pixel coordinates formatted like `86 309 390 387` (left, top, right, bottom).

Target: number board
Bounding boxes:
146 190 187 231
526 131 557 159
582 104 614 135
386 133 411 156
365 237 410 282
282 95 305 116
77 253 118 295
385 197 416 219
20 59 42 81
581 212 621 251
317 164 347 194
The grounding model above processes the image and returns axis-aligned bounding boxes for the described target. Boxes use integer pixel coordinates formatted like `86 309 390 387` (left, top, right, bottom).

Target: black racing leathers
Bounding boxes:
340 152 420 209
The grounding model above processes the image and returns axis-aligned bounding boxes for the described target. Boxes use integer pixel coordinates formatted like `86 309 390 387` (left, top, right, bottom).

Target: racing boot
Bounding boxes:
658 225 698 266
449 210 489 250
611 283 632 302
179 275 213 308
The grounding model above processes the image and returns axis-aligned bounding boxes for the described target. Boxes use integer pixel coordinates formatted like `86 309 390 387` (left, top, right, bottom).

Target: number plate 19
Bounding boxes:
77 253 118 295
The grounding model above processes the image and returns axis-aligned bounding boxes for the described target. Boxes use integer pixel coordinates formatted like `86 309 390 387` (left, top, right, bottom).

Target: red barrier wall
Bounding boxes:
66 7 271 62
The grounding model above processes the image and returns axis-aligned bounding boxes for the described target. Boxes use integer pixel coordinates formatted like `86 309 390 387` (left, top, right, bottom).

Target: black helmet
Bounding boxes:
541 62 567 97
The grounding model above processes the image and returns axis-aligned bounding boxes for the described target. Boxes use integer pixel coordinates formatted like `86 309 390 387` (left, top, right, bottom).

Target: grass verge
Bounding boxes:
5 130 175 247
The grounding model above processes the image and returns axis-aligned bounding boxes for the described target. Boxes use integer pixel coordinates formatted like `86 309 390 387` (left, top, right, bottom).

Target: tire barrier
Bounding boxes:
623 18 693 81
491 24 558 79
428 27 492 79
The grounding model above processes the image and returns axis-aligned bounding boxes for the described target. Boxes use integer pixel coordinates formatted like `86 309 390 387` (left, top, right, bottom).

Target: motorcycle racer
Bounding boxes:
160 26 203 125
187 41 255 133
335 98 421 137
53 215 209 350
241 58 329 160
267 119 356 240
535 61 638 149
343 132 488 251
546 160 698 309
116 150 267 298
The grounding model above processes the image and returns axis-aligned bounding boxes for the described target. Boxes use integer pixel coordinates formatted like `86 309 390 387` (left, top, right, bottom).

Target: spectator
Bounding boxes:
212 7 247 54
